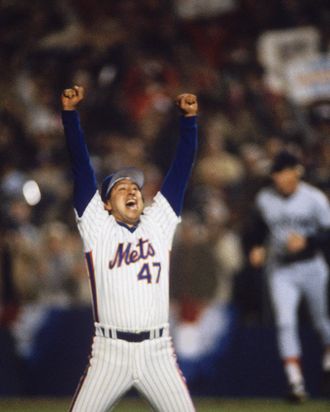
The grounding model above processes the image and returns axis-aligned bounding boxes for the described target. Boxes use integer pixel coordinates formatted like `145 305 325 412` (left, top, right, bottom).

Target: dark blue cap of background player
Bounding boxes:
271 150 300 173
101 167 144 202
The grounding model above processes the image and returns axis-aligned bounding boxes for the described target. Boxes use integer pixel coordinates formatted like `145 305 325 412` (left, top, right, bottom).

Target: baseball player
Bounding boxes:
61 86 198 411
247 150 330 401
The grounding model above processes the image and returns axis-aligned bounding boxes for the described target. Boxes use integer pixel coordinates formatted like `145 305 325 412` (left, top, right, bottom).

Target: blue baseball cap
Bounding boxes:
101 167 144 202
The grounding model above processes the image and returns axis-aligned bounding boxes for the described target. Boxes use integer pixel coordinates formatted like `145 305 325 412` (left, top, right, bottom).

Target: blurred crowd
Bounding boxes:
1 0 330 358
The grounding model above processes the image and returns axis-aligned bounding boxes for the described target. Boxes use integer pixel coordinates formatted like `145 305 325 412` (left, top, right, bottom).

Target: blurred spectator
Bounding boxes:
171 212 217 313
38 221 84 306
194 116 245 191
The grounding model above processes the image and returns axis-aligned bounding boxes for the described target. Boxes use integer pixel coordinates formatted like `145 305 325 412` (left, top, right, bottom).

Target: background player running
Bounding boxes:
246 150 330 402
61 85 198 411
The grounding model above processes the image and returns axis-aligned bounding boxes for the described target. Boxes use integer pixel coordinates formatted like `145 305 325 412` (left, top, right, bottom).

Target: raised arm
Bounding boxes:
160 93 198 216
61 86 97 217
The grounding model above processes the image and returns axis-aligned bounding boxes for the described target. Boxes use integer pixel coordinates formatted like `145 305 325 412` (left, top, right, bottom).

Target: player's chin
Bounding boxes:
124 208 142 223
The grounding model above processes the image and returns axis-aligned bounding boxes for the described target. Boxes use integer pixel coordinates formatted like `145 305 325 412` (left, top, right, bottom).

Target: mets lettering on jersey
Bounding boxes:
109 238 155 268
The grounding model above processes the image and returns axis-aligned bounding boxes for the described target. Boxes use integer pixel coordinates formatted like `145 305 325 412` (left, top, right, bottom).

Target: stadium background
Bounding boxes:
0 0 329 408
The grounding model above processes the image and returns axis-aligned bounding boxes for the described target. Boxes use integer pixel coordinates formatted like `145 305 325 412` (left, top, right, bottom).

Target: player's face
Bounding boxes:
104 179 144 226
271 167 301 196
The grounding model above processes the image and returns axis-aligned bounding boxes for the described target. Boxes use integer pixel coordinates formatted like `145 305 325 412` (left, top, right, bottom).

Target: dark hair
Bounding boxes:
271 150 300 173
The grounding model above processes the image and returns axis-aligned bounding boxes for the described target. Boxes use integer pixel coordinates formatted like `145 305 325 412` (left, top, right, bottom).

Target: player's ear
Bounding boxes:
104 200 112 212
296 165 304 177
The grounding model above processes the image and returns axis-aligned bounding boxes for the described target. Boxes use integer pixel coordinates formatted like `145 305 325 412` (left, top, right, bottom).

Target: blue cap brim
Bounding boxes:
101 167 144 202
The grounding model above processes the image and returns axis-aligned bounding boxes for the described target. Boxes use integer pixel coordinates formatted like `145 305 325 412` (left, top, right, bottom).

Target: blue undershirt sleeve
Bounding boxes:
61 110 97 217
160 116 198 216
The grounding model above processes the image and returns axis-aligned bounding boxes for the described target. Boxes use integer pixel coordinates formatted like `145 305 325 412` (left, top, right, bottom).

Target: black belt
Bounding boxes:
279 249 317 264
99 327 164 342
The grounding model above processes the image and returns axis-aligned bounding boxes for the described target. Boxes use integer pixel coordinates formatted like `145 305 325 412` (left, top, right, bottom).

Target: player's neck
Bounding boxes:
275 182 300 197
116 219 140 232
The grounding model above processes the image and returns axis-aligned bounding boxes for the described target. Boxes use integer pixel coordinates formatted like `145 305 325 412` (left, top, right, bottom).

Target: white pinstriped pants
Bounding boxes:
69 331 195 411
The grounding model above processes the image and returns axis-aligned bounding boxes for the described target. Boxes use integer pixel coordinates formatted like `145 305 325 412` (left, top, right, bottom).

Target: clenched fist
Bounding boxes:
286 233 307 254
249 246 266 268
61 85 84 110
176 93 198 117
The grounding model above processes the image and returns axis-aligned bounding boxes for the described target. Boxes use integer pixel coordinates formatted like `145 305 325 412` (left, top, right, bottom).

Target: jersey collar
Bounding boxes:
116 220 140 233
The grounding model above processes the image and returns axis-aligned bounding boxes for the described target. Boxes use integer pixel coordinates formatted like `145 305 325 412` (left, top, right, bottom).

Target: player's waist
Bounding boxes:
276 248 318 264
94 323 169 342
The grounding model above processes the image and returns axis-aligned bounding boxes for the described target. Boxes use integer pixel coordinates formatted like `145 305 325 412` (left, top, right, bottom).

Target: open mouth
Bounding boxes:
126 199 138 210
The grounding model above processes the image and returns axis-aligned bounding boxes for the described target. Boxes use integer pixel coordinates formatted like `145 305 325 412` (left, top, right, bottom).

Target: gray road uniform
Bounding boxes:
254 181 330 359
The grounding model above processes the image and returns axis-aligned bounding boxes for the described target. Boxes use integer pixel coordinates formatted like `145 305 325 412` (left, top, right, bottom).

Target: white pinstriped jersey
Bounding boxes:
76 190 180 331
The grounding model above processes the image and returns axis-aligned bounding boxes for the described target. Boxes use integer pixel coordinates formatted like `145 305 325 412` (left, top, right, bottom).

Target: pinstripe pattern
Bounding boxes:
76 192 177 330
70 191 195 410
71 336 133 411
70 334 195 412
135 337 195 411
